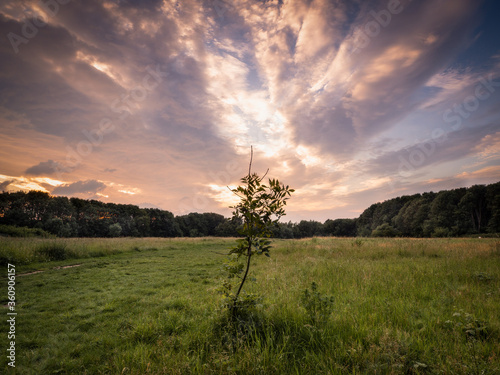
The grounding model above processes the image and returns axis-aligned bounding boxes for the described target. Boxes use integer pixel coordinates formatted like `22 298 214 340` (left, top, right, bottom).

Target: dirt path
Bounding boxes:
18 264 82 277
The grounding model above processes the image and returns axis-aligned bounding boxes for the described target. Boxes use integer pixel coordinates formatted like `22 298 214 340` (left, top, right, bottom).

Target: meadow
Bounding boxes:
0 237 499 374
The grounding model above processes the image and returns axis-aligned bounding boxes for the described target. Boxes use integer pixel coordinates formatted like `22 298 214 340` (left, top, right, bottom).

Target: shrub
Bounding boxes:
300 282 334 327
371 223 399 237
108 223 122 237
36 243 71 261
432 227 450 238
0 224 54 238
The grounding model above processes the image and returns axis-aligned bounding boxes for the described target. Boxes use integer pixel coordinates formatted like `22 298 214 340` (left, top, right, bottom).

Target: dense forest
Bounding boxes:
0 181 499 238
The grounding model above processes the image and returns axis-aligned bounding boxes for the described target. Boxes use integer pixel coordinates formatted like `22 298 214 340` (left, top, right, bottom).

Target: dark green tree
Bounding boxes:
486 182 500 233
148 208 181 237
296 220 323 238
424 188 466 237
458 185 487 233
215 217 243 237
393 193 434 237
371 223 399 237
323 218 357 237
108 223 123 237
273 221 295 238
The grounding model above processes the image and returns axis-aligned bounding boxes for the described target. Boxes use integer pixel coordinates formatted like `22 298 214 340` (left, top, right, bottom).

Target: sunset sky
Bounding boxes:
1 0 499 222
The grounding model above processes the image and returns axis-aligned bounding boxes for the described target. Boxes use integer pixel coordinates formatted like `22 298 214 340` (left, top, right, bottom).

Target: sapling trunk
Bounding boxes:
231 238 252 315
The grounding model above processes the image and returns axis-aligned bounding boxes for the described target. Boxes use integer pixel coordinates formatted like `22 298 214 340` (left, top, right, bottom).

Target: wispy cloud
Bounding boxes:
52 179 106 196
25 160 67 176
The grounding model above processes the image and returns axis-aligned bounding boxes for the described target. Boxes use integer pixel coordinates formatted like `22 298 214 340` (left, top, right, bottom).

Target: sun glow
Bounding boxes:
14 181 48 192
76 51 122 84
296 145 324 167
0 174 55 192
208 184 240 206
118 190 137 195
32 177 64 186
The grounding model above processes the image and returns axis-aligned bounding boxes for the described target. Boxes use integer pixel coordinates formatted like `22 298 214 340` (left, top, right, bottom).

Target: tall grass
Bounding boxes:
0 237 498 374
0 237 200 266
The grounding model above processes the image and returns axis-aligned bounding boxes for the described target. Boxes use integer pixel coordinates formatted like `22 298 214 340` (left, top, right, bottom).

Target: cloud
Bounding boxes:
25 160 66 176
473 132 500 161
0 179 14 191
455 165 500 181
0 174 51 193
52 180 106 196
306 1 481 153
216 0 485 162
0 0 499 222
362 122 500 179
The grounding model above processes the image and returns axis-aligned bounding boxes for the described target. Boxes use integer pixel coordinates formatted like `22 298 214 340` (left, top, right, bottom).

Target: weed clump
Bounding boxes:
444 310 490 341
300 282 334 327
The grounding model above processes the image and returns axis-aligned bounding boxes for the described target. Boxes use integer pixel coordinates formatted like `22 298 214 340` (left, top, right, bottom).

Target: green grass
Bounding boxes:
0 237 499 374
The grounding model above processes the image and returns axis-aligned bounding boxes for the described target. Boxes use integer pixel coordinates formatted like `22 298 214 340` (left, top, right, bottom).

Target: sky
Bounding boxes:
0 0 499 223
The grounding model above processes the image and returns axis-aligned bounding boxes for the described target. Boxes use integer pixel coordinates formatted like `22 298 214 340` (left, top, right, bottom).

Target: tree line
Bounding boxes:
356 182 500 237
0 181 499 238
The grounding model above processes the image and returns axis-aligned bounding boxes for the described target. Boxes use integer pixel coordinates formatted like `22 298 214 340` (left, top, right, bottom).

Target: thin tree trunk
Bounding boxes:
233 238 252 313
475 208 482 233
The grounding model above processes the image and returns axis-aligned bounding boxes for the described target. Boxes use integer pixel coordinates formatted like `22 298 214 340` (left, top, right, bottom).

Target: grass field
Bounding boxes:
0 237 499 374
